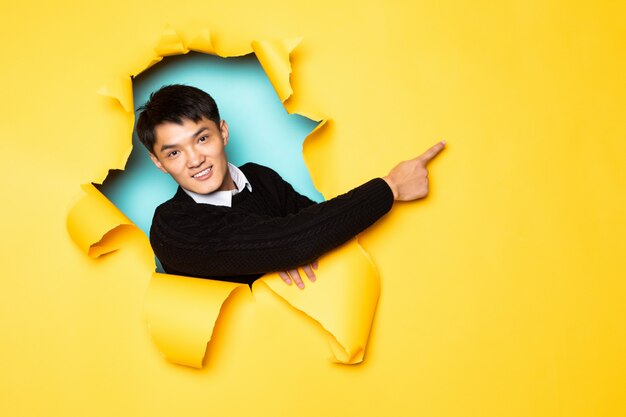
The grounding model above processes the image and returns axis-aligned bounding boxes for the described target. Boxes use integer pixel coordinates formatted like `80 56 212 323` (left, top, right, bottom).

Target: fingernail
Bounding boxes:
310 277 316 282
285 279 291 284
441 140 446 145
298 283 304 289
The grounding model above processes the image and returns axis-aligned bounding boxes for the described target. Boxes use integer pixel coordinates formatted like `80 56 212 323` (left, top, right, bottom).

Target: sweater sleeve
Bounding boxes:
150 177 394 278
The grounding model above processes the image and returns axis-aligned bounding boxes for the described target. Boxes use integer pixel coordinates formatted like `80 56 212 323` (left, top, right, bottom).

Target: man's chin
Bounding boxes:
180 180 218 195
190 186 217 195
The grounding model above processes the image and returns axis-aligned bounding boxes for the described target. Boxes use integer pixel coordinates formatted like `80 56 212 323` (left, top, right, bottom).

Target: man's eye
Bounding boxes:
167 150 179 158
198 136 208 143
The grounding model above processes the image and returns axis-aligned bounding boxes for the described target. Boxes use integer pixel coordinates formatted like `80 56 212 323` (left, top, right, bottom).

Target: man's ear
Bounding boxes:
220 120 230 146
149 152 169 174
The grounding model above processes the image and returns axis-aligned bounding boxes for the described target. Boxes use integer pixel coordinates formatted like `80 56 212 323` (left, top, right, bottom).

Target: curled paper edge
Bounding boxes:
67 183 134 257
187 28 216 55
97 75 134 113
251 37 302 103
253 280 366 364
154 24 189 56
96 76 135 174
253 239 381 364
144 273 248 368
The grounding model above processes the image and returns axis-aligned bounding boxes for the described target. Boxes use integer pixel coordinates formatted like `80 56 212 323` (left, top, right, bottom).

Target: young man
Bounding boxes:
136 84 445 288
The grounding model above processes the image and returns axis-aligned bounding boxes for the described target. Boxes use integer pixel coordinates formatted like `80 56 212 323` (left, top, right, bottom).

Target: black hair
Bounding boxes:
135 84 221 153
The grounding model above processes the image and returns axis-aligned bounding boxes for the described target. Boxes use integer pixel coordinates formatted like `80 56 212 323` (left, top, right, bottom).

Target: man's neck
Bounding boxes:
218 171 236 192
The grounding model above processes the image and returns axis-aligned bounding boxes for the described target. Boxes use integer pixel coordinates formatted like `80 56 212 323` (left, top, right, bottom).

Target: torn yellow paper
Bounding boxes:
302 119 331 197
254 239 380 364
96 76 135 171
67 184 134 257
145 273 246 368
154 25 189 56
97 76 134 113
251 37 302 102
131 56 164 78
67 26 383 369
188 28 217 55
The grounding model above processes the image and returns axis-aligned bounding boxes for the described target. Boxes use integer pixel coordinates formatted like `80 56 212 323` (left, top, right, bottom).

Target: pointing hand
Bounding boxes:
383 141 446 201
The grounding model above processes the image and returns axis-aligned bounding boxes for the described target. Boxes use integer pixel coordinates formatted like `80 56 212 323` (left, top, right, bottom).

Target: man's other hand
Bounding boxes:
278 260 319 289
383 141 446 201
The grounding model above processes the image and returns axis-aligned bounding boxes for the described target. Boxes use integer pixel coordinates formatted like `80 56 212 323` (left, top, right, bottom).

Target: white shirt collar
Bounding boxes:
182 163 252 207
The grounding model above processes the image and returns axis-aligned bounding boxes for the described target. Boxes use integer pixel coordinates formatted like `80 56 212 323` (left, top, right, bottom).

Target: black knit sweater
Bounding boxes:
150 163 394 284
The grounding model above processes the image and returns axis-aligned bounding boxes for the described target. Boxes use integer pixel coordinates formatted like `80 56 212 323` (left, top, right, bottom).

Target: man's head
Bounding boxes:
136 84 235 194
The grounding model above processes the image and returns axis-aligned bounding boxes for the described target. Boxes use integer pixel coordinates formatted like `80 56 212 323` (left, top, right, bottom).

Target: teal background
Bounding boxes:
98 51 323 239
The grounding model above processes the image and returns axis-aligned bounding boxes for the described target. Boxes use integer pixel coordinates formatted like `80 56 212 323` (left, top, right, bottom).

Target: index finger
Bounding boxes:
418 141 446 164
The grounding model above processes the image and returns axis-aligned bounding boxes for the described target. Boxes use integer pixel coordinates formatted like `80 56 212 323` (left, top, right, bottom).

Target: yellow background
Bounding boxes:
1 0 625 416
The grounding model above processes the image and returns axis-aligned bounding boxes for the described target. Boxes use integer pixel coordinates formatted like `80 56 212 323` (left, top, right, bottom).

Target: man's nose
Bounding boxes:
187 148 204 168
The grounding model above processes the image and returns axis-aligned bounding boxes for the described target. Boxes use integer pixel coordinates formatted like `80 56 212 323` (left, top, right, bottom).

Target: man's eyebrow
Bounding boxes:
159 127 210 153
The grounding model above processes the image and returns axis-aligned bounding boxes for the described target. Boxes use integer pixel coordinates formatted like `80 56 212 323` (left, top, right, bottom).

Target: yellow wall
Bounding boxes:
1 1 625 416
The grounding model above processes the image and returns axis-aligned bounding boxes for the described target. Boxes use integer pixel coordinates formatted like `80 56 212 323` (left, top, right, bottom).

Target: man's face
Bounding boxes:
149 117 234 194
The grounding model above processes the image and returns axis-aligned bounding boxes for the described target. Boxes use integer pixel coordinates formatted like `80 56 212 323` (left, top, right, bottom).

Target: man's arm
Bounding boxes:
151 177 394 278
269 137 447 287
151 141 446 280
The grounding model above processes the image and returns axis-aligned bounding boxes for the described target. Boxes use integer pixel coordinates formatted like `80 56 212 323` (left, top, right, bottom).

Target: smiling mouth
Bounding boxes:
192 166 213 179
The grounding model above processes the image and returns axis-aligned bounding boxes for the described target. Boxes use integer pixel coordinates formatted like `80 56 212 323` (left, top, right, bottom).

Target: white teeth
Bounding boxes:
193 167 211 178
